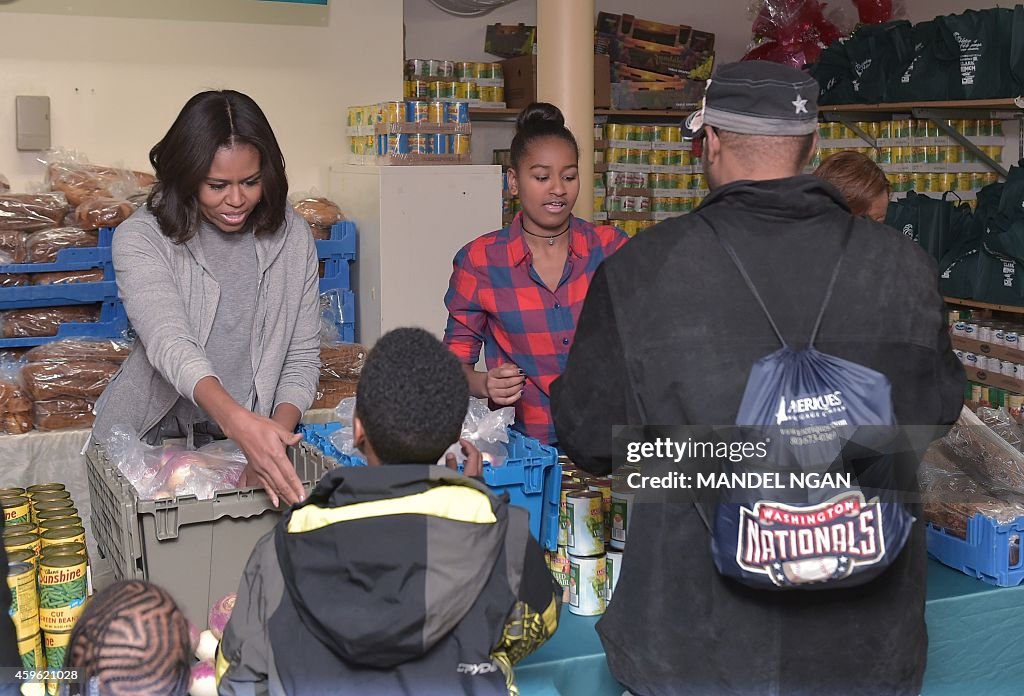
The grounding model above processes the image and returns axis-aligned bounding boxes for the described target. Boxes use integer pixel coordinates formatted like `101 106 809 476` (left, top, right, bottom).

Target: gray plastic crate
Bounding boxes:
86 442 335 627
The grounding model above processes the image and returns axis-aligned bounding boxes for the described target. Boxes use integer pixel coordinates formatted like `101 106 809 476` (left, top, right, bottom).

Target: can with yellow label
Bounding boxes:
30 501 74 523
40 528 85 550
0 488 26 499
4 533 40 557
35 508 78 524
8 549 37 574
43 631 71 673
7 561 39 641
957 172 974 191
17 631 43 671
4 524 36 537
1 496 31 526
38 555 87 633
452 134 471 156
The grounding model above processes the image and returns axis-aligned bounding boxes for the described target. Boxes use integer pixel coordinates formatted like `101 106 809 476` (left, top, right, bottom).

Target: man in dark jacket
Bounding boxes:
551 61 964 696
218 328 560 696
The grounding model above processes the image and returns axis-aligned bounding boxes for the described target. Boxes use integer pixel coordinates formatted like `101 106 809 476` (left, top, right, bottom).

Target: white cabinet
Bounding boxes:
329 164 503 346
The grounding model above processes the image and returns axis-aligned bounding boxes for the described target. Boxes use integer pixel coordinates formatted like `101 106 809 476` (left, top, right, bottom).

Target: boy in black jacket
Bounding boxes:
218 328 560 696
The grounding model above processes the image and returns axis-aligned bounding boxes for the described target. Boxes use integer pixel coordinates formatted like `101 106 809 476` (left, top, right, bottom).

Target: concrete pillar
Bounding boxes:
537 0 595 222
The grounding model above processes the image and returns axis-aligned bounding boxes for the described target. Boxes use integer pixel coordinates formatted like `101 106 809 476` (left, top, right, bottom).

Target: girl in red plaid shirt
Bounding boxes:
443 103 627 445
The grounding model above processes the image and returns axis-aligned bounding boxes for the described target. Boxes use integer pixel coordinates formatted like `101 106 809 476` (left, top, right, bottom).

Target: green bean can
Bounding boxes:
40 528 85 549
7 550 36 574
0 488 26 499
38 518 82 534
4 524 37 537
26 484 66 497
17 631 43 670
35 508 78 524
1 496 31 526
43 630 71 672
7 561 39 640
38 555 87 632
5 533 40 557
30 501 74 523
39 543 86 562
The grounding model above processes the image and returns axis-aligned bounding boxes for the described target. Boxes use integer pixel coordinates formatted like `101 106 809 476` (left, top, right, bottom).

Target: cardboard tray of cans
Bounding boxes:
376 154 473 166
375 123 472 135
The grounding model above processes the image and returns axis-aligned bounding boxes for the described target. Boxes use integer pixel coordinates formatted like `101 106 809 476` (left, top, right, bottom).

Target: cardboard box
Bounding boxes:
595 12 716 52
501 54 612 110
610 80 705 111
609 38 715 81
485 23 536 59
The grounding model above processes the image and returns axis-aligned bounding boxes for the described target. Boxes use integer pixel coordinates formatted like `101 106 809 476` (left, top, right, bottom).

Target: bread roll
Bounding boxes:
74 198 135 231
0 230 27 262
293 197 344 229
32 397 96 431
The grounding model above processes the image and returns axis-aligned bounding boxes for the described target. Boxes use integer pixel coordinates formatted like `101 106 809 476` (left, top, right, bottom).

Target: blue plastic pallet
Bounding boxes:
299 423 561 551
316 221 356 293
927 514 1024 587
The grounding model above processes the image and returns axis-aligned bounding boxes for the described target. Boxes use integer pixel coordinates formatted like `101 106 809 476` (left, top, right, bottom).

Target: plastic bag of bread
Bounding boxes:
0 274 28 287
32 397 95 431
0 230 27 262
25 337 132 364
74 198 136 231
30 269 105 285
1 305 100 338
0 174 9 193
290 191 344 239
0 360 33 435
45 154 156 207
311 379 359 410
25 227 99 263
945 407 1024 495
20 358 119 400
0 193 69 232
320 342 366 380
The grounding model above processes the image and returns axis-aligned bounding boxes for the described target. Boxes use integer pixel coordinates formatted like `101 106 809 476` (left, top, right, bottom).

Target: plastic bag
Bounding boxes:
0 193 70 232
25 227 98 263
31 269 105 286
328 397 360 457
20 358 119 399
32 397 95 432
0 175 9 193
943 407 1024 495
1 305 100 338
977 407 1024 452
73 198 136 231
290 190 344 240
441 397 514 467
42 149 155 207
744 0 845 67
0 230 27 263
0 358 32 435
320 342 366 380
104 426 247 501
311 379 358 410
25 338 132 364
319 290 351 344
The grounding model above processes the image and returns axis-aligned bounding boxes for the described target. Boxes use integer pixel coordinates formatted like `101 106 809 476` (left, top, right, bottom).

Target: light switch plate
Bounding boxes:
16 96 51 151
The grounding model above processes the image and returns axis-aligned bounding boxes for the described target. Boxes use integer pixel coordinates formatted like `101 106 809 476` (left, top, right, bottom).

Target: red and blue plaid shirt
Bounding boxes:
444 214 628 445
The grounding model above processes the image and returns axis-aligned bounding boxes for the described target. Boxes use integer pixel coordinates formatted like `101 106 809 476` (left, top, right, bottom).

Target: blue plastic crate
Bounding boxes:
927 514 1024 587
321 289 355 343
316 221 356 293
0 298 128 349
299 423 561 551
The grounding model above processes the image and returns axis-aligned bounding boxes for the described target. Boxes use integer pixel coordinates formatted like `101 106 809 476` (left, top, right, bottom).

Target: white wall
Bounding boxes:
0 2 404 193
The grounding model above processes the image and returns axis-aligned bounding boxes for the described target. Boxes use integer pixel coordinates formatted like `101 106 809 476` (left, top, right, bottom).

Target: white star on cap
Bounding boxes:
792 94 808 114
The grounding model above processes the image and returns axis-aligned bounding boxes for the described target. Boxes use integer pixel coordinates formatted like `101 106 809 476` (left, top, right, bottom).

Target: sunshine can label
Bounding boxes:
38 555 87 632
17 631 43 670
40 527 85 549
2 496 31 526
43 630 71 672
7 562 39 641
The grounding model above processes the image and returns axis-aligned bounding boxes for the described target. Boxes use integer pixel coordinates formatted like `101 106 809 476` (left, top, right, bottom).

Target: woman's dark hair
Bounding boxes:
510 102 579 170
147 90 288 243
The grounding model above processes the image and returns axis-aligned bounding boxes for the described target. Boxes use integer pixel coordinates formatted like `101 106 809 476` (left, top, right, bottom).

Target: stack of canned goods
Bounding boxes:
603 124 685 144
964 382 1024 416
404 59 505 105
377 131 471 157
612 220 657 237
546 457 637 615
3 482 88 682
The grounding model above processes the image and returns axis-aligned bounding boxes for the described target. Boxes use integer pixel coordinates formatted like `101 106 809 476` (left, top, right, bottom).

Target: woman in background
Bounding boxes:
815 150 891 222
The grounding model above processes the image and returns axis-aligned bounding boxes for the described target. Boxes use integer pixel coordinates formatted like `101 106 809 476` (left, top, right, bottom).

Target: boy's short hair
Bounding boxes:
356 327 469 464
65 580 191 696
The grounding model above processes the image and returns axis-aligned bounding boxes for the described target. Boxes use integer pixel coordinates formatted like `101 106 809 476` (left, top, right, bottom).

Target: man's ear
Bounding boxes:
353 416 366 453
704 126 722 163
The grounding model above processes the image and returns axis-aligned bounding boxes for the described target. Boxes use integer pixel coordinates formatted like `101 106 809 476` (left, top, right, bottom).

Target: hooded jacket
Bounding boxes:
216 465 560 696
551 176 965 695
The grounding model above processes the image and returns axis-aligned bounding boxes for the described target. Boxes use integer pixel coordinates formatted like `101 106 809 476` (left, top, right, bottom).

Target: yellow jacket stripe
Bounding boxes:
288 485 496 533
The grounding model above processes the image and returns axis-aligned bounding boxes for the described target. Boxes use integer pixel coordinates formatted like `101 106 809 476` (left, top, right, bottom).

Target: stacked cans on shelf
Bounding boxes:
2 482 89 684
346 101 472 165
404 59 505 108
951 315 1024 380
547 456 636 616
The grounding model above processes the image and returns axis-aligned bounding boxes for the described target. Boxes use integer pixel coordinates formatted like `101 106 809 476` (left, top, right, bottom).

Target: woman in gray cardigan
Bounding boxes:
92 90 320 506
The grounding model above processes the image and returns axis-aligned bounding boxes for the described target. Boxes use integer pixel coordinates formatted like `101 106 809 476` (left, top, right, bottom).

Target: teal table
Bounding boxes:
516 560 1024 696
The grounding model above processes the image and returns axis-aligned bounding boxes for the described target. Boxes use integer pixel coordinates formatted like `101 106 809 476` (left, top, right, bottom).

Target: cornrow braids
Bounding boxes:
65 580 191 696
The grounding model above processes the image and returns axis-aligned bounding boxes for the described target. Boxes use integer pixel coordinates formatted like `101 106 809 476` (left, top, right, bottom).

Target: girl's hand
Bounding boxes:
486 363 526 405
445 439 484 478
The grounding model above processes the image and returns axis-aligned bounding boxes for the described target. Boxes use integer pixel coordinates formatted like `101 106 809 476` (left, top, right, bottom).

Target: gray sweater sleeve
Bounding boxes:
112 218 217 403
272 215 320 414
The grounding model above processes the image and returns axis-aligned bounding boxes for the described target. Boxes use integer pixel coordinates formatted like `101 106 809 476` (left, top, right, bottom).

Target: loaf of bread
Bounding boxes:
25 338 132 364
74 198 135 231
0 193 70 232
25 227 99 263
311 379 359 410
31 269 105 285
0 230 27 262
32 397 95 432
293 197 344 230
311 226 332 241
21 359 119 400
48 163 156 207
0 274 28 287
320 343 367 380
1 305 100 338
0 381 32 435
